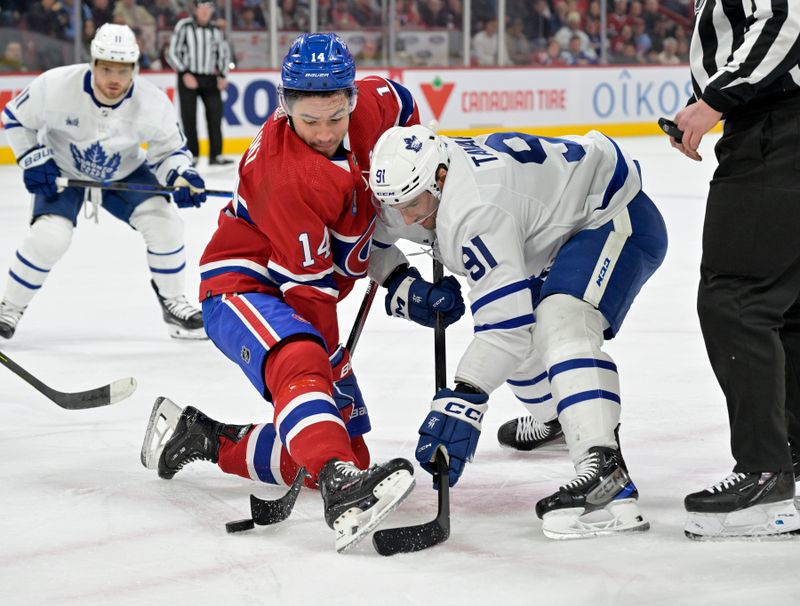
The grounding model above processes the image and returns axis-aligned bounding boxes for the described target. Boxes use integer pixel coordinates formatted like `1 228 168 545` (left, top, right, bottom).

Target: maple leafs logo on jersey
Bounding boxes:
70 142 122 181
404 136 423 153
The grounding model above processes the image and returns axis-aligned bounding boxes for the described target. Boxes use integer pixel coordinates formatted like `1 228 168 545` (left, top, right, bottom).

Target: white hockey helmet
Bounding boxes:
369 125 449 209
91 24 140 66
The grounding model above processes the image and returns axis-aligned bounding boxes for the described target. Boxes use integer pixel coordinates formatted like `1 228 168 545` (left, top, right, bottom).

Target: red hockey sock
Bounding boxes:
266 339 355 478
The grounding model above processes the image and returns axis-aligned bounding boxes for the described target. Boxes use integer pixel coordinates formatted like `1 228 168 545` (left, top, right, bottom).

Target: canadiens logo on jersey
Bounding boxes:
331 215 376 278
70 142 122 180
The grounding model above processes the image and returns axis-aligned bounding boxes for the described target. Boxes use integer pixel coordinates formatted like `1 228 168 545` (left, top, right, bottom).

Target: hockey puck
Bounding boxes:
225 518 255 533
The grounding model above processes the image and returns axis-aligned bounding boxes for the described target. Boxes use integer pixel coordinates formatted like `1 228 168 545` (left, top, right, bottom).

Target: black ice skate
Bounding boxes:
140 397 250 479
318 458 415 553
151 280 206 340
684 471 800 540
535 446 649 539
497 416 565 451
0 299 25 339
792 446 799 481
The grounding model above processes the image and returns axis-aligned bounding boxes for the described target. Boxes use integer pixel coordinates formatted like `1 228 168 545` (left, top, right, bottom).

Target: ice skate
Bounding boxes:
151 280 206 340
0 299 25 339
318 458 415 553
141 397 250 479
497 416 565 451
684 471 800 540
535 446 649 539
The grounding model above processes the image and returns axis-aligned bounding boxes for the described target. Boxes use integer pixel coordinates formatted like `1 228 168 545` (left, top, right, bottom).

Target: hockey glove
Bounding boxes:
167 167 206 208
384 265 465 328
19 146 60 197
416 385 488 488
330 344 370 437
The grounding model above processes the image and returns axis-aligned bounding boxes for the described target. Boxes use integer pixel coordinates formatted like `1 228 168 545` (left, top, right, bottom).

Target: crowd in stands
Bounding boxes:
0 0 692 71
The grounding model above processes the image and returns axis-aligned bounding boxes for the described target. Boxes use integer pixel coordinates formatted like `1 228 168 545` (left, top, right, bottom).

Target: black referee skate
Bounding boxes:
151 280 206 340
535 446 649 539
497 416 564 451
684 471 800 540
0 299 25 339
792 446 799 481
318 458 415 553
141 397 251 480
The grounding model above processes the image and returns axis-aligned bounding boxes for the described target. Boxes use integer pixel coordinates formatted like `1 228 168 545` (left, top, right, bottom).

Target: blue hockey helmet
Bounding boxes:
280 33 356 92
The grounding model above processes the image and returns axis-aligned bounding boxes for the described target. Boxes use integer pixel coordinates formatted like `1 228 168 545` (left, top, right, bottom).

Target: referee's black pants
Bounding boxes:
178 73 224 160
697 92 800 473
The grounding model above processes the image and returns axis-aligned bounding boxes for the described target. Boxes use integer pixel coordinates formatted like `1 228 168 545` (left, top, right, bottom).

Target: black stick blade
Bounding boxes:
372 455 451 556
250 467 307 525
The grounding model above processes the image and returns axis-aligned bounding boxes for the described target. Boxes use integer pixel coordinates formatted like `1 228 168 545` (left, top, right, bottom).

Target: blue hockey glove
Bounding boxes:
166 167 206 208
384 265 465 328
330 344 370 437
416 385 488 488
19 146 60 197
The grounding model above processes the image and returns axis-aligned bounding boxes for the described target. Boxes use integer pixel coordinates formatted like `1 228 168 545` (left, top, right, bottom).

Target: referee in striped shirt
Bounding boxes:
671 0 800 538
167 0 233 165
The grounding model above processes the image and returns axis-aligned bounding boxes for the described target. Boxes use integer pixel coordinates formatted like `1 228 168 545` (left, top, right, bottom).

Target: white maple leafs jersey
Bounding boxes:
1 64 192 183
376 130 642 394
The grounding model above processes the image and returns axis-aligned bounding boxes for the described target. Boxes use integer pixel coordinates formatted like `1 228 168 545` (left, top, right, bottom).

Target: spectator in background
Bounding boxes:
350 0 381 27
506 18 532 65
554 12 593 59
331 0 358 28
114 0 156 29
278 0 309 30
470 0 495 31
0 40 27 72
527 0 557 48
355 37 381 67
418 0 452 29
235 5 264 28
612 41 644 64
0 1 27 27
150 0 180 29
632 18 652 55
28 0 67 39
642 0 665 32
395 0 422 27
60 0 93 42
656 36 679 64
90 0 113 28
611 23 635 56
472 18 506 65
565 33 597 65
607 0 631 39
535 37 570 66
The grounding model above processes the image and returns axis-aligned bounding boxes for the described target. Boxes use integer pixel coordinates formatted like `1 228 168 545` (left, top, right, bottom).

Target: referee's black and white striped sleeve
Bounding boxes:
690 0 800 113
167 17 229 76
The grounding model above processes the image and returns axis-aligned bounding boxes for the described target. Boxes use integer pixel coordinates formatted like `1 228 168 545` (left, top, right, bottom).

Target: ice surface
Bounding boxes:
1 139 798 606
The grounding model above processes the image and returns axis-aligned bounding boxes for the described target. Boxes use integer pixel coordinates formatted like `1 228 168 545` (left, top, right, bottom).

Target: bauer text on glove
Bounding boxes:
330 344 371 437
19 146 60 197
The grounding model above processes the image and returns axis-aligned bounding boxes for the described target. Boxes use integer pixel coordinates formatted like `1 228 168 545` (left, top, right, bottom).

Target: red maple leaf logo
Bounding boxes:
420 76 454 121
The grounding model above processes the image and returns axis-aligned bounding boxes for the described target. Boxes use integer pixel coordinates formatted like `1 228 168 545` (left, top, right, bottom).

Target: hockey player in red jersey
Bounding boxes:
141 33 465 553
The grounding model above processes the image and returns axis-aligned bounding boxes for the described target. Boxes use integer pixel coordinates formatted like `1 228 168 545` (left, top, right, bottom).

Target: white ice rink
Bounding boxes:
1 135 798 606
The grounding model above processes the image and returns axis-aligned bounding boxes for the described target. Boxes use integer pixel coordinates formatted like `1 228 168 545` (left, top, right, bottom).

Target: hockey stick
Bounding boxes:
227 280 380 531
0 350 137 409
55 177 233 198
372 259 451 555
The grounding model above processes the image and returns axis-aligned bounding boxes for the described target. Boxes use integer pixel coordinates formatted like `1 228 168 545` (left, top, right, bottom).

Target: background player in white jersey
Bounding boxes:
368 125 668 539
0 23 207 340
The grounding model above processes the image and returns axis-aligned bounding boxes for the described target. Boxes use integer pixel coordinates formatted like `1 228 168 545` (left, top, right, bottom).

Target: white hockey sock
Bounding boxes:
3 214 73 308
506 350 557 423
129 196 186 298
535 294 621 462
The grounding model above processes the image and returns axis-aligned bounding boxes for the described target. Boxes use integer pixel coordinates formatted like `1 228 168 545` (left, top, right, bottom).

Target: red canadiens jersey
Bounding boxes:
199 76 419 351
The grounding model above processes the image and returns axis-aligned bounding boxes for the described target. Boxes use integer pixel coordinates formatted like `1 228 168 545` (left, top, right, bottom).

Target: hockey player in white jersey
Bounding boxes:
0 23 207 340
368 124 668 539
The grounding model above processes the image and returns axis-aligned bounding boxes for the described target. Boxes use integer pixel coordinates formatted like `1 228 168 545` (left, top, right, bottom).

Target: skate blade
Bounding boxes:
499 435 566 453
167 325 208 340
685 499 800 540
140 397 183 469
542 498 650 540
334 470 416 554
